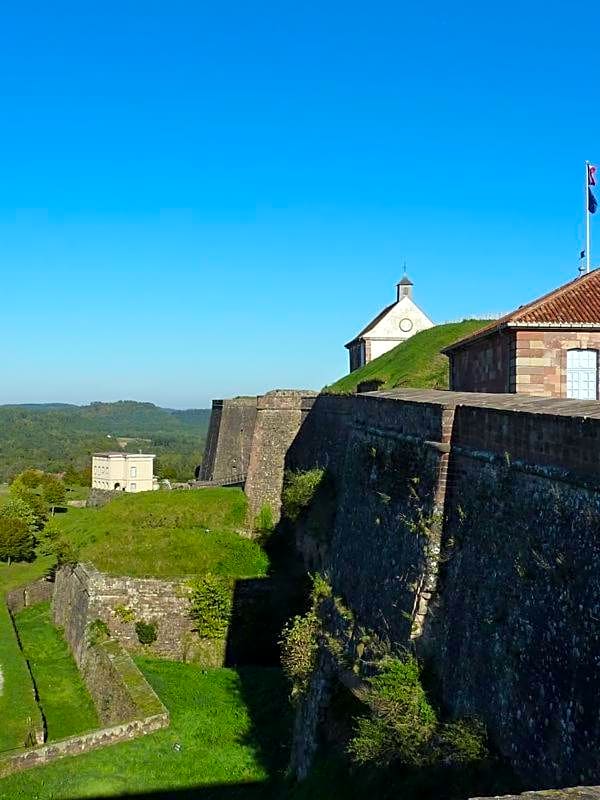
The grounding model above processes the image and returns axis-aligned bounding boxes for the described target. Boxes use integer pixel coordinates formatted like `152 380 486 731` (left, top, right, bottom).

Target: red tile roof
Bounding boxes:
443 269 600 352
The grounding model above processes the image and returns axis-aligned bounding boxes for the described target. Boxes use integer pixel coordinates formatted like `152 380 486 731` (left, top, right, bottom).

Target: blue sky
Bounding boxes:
1 0 599 407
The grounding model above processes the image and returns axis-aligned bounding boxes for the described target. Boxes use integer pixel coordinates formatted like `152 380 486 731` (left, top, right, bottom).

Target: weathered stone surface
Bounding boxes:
6 578 54 614
471 789 600 800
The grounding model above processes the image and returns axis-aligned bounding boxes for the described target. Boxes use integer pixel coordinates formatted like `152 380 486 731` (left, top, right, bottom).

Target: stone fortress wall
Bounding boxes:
203 387 600 792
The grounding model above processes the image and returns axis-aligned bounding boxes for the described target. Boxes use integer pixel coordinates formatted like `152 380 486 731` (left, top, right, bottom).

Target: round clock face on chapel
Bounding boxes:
399 318 413 333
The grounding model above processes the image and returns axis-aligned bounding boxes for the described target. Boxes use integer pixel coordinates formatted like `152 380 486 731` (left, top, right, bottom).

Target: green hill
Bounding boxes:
325 319 492 394
0 401 211 482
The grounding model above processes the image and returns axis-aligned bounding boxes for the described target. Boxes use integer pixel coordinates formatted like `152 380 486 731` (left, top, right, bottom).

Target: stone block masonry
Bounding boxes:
0 578 169 778
206 386 600 789
244 390 317 523
200 396 258 483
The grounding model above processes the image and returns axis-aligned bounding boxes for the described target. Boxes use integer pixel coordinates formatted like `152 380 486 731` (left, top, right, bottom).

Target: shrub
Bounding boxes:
0 517 36 563
189 574 233 638
348 655 437 768
88 619 110 646
37 519 61 556
281 468 326 522
435 718 488 764
135 620 158 645
114 604 136 623
280 611 320 701
253 503 275 536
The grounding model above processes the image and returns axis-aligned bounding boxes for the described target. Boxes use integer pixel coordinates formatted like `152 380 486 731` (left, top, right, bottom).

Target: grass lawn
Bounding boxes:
55 488 268 578
325 319 492 394
12 602 98 741
0 600 41 755
0 661 291 799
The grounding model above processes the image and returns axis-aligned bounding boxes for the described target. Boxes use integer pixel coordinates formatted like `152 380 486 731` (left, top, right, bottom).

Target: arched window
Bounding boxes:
566 349 598 400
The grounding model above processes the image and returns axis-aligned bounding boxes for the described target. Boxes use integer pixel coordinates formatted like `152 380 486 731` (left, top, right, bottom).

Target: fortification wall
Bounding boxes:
200 397 258 482
244 390 316 522
272 388 600 789
54 563 194 661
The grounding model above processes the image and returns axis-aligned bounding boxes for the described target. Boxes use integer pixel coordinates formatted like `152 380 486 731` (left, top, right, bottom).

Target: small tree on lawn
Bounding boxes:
0 497 38 535
42 478 66 515
0 517 35 564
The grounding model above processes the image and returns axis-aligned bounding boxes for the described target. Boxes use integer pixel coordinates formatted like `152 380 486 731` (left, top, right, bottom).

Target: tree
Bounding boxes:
42 478 66 515
0 517 35 564
0 497 39 535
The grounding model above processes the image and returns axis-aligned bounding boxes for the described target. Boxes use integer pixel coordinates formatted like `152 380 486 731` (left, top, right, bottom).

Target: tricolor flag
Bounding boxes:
589 164 597 186
589 188 598 215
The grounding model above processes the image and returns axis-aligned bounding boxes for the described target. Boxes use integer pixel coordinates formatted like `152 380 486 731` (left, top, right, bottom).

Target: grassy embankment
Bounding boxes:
55 487 267 578
0 660 290 800
0 601 41 754
325 319 492 394
12 602 98 741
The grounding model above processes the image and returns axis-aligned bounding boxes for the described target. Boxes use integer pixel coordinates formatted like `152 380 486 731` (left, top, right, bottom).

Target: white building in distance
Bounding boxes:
345 274 434 372
91 452 159 493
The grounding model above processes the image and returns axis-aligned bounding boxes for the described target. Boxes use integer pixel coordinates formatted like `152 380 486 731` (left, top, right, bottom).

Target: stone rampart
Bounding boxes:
200 396 258 482
229 387 600 789
244 389 317 523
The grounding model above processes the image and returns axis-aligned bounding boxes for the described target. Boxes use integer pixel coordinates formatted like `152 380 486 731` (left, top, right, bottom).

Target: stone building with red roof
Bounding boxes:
442 269 600 398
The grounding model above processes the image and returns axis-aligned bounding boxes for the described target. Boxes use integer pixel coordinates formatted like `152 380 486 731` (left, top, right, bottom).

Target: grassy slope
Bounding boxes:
56 488 269 578
0 601 41 754
0 661 291 800
13 602 98 741
325 320 492 394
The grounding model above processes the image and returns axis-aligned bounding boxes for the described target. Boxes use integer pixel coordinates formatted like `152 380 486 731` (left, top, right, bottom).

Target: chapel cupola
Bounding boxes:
397 273 414 301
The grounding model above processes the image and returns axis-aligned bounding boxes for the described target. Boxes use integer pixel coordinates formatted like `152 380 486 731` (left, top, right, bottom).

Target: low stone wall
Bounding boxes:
0 579 169 777
86 488 122 508
54 563 194 662
0 715 167 778
6 579 54 615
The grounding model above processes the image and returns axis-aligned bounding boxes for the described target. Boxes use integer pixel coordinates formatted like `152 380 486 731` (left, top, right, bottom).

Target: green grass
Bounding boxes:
325 320 493 395
0 600 41 754
55 488 269 578
12 602 98 741
0 661 291 799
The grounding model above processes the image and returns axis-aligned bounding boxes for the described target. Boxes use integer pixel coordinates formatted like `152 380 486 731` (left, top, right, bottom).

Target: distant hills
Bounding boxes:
0 401 211 483
324 320 493 394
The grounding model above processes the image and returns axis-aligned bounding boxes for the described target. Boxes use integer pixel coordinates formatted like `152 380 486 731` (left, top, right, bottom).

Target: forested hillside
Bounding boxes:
0 401 211 482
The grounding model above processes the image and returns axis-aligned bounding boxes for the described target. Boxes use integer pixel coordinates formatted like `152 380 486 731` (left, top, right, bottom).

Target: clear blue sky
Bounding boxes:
2 0 599 407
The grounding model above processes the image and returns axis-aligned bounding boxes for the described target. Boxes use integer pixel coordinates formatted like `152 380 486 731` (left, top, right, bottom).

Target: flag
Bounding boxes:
589 188 598 214
589 164 597 186
581 250 586 259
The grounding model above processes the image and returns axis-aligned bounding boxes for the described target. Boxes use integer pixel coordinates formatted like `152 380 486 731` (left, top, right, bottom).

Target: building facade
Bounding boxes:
91 453 159 493
443 269 600 399
345 275 434 372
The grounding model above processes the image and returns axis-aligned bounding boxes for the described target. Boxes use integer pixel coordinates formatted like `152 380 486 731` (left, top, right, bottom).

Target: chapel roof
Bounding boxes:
398 274 413 286
442 268 600 353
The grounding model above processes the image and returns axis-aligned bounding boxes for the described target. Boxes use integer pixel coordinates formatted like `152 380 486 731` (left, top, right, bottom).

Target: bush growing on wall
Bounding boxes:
348 655 437 767
135 620 158 645
189 574 233 639
281 468 326 522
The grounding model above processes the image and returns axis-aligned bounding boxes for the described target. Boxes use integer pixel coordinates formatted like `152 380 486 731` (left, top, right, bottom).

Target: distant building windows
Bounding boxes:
130 466 137 478
130 483 136 492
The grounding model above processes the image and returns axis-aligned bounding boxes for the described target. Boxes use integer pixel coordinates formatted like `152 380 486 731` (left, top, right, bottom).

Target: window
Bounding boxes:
130 483 137 492
566 349 598 400
130 466 137 478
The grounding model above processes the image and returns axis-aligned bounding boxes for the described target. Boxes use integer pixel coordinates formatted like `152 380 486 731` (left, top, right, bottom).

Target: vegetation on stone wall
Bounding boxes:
135 620 158 646
189 574 234 639
282 469 327 522
280 574 332 701
87 619 110 646
253 503 275 536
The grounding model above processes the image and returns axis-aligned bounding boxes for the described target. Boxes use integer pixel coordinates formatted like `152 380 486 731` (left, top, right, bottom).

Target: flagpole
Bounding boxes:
586 160 591 273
